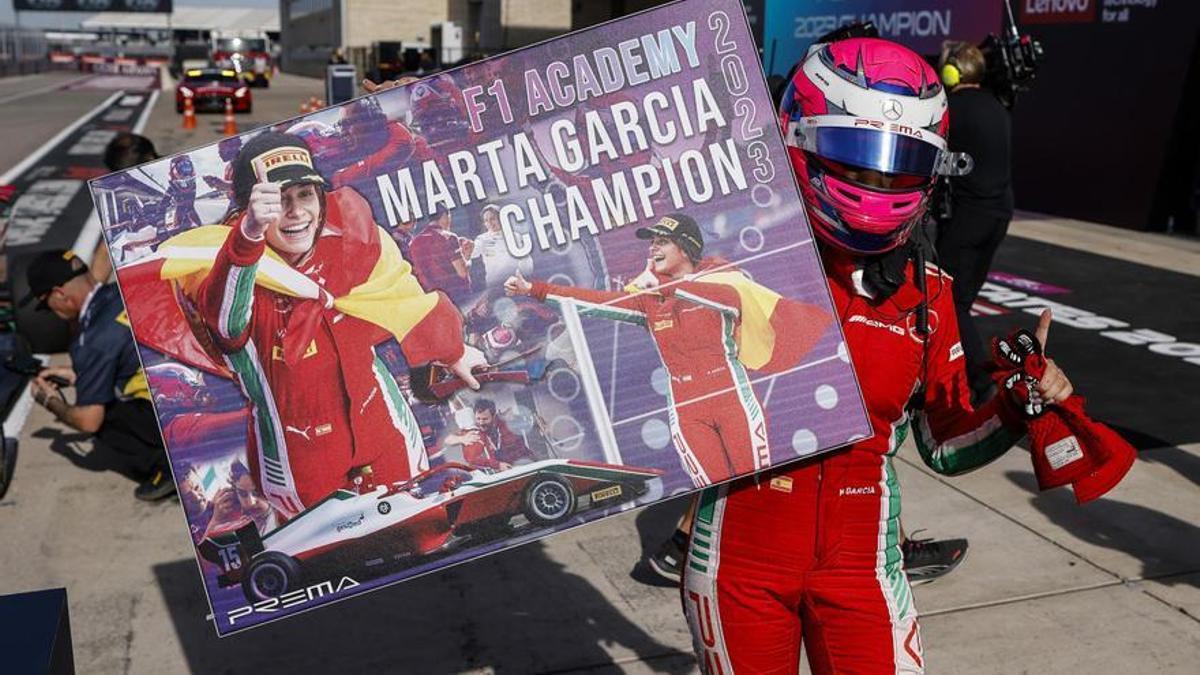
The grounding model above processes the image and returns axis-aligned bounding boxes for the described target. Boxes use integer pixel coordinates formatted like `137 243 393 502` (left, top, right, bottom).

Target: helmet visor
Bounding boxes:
812 126 941 177
786 115 947 178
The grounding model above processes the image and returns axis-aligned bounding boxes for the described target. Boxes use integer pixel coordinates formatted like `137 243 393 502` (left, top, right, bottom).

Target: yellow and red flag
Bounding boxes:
692 263 832 374
116 189 442 376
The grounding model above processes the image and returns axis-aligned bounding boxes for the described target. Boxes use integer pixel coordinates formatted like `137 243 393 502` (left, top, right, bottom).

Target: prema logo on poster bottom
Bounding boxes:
1020 0 1097 24
227 576 361 625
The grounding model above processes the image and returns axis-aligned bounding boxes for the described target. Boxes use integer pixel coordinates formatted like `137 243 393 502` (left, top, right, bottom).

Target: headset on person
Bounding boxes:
940 0 1044 108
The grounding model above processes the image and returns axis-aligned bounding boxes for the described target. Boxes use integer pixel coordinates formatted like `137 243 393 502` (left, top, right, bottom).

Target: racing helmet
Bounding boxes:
169 155 196 186
217 137 243 163
338 97 389 151
779 37 969 254
285 119 351 175
409 77 470 148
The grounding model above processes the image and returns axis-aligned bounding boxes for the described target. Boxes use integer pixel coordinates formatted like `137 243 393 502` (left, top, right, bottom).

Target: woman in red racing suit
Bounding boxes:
507 213 829 488
681 37 1073 674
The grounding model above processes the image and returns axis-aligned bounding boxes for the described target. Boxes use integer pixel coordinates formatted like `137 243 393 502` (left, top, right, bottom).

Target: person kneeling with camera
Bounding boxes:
24 250 173 502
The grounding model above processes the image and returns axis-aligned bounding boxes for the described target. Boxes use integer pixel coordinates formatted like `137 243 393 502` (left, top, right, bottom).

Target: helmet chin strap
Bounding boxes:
912 244 930 337
861 241 913 300
857 233 932 337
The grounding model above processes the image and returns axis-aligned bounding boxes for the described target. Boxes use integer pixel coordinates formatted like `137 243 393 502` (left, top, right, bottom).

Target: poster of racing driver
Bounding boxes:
506 213 832 487
117 131 488 520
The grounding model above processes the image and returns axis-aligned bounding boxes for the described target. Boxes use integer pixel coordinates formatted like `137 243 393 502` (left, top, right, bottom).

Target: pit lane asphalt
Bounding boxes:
0 73 113 183
0 74 1197 672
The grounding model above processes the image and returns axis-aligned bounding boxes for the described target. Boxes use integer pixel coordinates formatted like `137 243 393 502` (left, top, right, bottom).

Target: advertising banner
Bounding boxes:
90 0 869 635
13 0 173 12
1009 0 1200 231
760 0 1002 75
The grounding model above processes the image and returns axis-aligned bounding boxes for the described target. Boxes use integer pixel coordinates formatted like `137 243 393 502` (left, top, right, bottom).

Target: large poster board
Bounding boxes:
90 0 870 635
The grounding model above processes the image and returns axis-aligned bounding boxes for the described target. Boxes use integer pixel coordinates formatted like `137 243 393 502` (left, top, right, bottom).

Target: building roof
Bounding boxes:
80 8 279 33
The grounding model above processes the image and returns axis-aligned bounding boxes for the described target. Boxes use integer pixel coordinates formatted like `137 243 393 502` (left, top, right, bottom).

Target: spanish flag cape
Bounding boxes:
118 188 440 377
685 257 832 374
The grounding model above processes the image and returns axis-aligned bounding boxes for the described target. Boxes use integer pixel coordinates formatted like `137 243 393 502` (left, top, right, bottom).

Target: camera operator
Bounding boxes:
935 40 1015 401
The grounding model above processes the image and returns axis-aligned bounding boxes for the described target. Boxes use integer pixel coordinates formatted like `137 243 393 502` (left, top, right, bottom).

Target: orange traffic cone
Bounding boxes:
182 97 196 130
222 98 238 136
300 99 311 114
309 96 321 111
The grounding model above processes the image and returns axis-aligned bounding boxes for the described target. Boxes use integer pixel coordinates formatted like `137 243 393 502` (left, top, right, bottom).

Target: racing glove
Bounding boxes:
990 329 1136 504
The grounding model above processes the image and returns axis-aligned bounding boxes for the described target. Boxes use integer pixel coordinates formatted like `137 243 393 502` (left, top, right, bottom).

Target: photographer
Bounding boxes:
24 250 173 502
935 40 1016 400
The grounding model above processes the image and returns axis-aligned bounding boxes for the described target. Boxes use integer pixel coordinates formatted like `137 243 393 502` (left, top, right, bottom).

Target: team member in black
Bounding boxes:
25 250 173 501
935 41 1016 400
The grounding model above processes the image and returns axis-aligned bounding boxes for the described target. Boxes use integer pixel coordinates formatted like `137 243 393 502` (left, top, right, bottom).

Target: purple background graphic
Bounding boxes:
760 0 1003 75
90 0 870 635
986 271 1071 296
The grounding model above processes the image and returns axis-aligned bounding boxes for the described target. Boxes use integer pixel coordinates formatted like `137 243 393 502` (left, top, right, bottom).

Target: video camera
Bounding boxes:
981 0 1045 108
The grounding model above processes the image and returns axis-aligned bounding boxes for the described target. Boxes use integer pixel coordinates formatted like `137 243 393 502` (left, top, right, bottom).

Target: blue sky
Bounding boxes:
2 0 279 29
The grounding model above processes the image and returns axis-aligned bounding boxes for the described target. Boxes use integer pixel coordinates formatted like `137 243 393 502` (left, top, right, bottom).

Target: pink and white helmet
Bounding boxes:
779 37 969 254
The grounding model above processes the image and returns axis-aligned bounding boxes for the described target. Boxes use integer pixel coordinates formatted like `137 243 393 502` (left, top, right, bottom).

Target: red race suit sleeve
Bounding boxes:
910 272 1026 475
196 218 265 354
530 279 652 326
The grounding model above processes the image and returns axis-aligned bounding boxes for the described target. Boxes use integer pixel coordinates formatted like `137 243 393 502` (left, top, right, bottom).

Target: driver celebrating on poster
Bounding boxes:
677 37 1077 674
506 213 831 486
188 132 487 519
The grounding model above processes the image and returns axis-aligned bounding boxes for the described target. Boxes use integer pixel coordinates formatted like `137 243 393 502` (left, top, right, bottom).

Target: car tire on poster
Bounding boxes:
242 551 303 602
522 474 576 526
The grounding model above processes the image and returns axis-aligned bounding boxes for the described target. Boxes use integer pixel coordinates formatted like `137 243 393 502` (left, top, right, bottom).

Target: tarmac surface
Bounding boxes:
0 73 1198 674
0 72 113 180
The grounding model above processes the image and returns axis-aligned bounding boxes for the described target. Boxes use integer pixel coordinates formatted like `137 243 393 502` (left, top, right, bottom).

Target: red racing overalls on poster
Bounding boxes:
530 259 829 487
183 189 466 519
462 418 532 471
330 121 436 191
683 255 1026 674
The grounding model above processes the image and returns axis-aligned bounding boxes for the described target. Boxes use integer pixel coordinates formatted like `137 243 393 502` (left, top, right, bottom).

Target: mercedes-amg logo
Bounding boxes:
882 99 903 120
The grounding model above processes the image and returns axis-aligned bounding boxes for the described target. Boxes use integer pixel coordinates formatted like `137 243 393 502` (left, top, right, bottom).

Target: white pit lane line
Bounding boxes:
0 73 96 107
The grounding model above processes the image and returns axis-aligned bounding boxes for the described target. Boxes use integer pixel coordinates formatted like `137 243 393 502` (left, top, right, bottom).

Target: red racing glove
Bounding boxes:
991 330 1136 504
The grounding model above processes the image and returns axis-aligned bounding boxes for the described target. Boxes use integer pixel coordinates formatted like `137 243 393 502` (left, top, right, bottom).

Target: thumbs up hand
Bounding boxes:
1033 309 1073 405
504 268 533 296
243 182 281 240
630 258 660 290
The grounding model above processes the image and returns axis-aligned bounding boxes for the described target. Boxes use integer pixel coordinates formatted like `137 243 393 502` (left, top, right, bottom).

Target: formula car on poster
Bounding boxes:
199 459 663 602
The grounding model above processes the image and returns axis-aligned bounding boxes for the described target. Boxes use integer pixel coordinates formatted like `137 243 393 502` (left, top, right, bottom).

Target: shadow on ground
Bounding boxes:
35 427 141 480
1108 424 1200 487
629 496 692 588
1006 469 1199 587
154 539 695 674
